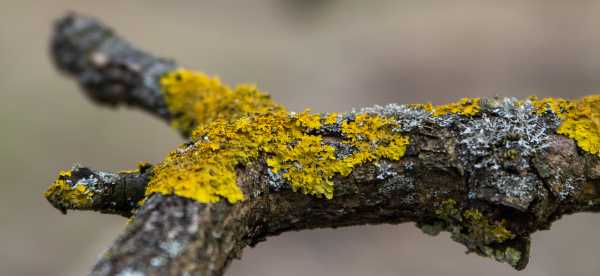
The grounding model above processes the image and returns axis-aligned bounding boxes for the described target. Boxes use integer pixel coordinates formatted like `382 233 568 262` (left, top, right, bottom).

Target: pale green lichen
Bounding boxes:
496 247 523 268
463 209 514 243
431 199 514 244
480 246 523 268
434 198 461 220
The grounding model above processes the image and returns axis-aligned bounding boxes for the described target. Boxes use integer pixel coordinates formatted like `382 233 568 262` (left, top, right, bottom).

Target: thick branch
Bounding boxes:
84 131 600 275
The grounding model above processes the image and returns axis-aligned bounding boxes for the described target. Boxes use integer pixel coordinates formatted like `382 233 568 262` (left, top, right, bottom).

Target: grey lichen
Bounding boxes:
267 168 287 192
375 161 398 180
150 256 166 267
456 98 554 171
359 103 433 132
159 240 183 258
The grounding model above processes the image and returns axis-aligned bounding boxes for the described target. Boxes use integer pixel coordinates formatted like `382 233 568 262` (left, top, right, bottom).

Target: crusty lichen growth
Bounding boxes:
160 68 284 135
532 95 600 157
146 109 410 203
44 170 94 210
434 97 480 116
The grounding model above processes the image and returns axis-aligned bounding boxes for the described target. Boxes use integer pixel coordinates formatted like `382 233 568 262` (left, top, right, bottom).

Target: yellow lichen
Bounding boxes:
341 114 410 163
146 110 410 203
268 134 338 197
44 170 94 208
531 95 600 156
432 97 481 117
159 68 283 135
150 68 411 203
325 112 339 125
295 109 322 129
408 98 480 117
529 96 574 116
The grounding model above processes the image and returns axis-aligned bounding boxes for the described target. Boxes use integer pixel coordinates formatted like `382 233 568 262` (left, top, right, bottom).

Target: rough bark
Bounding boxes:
48 13 600 276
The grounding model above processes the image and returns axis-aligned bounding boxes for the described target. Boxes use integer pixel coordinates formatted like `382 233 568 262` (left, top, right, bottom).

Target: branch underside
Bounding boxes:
48 13 600 276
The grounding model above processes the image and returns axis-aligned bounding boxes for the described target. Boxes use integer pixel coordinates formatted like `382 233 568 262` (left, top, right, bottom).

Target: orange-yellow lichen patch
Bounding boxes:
268 134 339 197
407 98 480 117
44 170 94 209
532 96 600 156
159 68 283 135
432 98 481 117
341 114 410 163
529 96 575 116
146 110 410 203
325 112 339 125
295 109 322 129
152 68 412 203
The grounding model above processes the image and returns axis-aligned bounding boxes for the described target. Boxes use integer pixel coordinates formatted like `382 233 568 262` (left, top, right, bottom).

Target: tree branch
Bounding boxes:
47 13 600 276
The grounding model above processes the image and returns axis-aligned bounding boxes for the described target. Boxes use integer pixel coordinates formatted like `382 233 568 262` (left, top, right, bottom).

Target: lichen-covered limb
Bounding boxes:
52 99 600 274
48 13 600 276
86 126 600 275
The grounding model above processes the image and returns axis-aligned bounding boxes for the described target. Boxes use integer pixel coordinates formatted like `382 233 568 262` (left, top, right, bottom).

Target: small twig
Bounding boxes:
45 163 151 217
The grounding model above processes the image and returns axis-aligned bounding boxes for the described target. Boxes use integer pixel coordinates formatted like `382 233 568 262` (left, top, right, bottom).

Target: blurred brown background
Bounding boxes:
2 0 600 275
